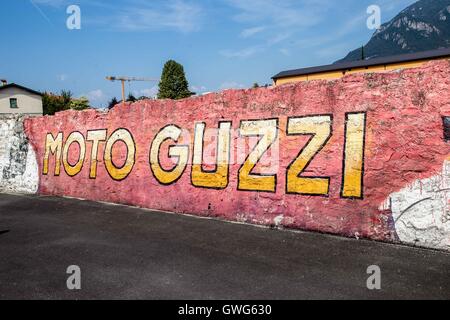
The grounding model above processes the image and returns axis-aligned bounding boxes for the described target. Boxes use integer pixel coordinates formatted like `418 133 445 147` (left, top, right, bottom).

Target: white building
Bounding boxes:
0 82 43 116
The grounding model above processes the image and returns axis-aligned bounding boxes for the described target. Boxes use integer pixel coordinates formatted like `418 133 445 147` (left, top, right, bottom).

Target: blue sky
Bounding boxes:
1 0 417 107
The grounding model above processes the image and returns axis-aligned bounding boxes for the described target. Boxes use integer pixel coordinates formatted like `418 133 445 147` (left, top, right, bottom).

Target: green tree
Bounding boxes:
42 91 71 115
157 60 194 100
61 90 73 106
42 90 90 115
253 83 260 88
108 97 119 109
69 97 90 111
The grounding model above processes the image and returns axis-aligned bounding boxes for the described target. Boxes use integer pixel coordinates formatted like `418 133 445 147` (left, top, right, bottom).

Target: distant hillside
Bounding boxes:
337 0 450 62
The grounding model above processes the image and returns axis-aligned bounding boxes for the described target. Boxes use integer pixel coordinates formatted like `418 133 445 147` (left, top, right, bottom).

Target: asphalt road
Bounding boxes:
0 193 449 300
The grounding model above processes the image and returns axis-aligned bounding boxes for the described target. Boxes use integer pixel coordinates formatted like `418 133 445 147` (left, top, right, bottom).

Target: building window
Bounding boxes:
9 98 18 109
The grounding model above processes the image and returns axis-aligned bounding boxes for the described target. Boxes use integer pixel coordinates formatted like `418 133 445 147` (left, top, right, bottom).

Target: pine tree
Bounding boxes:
157 60 194 100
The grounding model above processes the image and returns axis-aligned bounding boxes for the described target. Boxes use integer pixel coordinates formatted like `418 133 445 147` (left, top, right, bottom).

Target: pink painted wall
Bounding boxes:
24 61 450 244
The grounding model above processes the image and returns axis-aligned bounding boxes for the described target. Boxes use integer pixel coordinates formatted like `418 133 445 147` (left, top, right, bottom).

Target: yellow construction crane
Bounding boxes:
106 76 159 105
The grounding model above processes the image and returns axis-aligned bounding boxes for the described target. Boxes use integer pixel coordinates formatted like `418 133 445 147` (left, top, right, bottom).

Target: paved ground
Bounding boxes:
0 193 449 300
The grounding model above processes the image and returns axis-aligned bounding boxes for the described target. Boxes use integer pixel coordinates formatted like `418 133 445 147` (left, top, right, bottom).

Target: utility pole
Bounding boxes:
106 76 159 106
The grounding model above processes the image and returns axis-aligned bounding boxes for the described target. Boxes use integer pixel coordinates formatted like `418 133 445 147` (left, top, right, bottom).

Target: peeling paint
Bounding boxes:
0 115 38 194
380 160 450 250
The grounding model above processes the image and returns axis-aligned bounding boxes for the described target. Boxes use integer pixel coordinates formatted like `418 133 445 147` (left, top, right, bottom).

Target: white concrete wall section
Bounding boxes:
380 160 450 251
0 115 39 194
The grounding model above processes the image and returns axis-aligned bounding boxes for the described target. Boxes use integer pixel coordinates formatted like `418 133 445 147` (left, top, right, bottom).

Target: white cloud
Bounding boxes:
225 0 330 28
133 86 159 98
87 89 104 99
266 32 290 46
57 74 68 81
240 26 266 38
219 81 246 90
190 85 207 93
116 0 203 33
220 46 262 59
279 48 290 56
219 31 289 59
35 0 204 33
221 0 371 60
220 0 334 59
81 89 106 106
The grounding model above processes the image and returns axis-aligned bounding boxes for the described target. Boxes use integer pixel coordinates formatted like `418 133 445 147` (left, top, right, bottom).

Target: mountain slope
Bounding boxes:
338 0 450 62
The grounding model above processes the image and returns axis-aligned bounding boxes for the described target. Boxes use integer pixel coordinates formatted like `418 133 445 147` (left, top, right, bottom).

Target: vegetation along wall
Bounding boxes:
21 60 450 251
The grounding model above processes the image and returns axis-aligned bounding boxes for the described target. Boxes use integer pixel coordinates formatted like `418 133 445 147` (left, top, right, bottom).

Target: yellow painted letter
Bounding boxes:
150 125 189 185
286 115 332 196
104 129 135 181
341 112 366 199
192 122 231 189
62 131 86 177
238 119 278 193
87 129 107 179
43 132 63 176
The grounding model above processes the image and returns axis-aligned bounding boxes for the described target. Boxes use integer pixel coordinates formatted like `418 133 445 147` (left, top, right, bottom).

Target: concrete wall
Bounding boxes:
0 87 43 115
0 115 39 193
0 60 447 251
